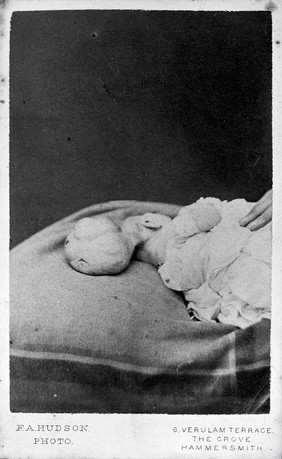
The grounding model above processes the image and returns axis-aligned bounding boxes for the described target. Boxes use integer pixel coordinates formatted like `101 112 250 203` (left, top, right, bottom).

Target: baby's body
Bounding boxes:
157 198 271 328
65 198 271 328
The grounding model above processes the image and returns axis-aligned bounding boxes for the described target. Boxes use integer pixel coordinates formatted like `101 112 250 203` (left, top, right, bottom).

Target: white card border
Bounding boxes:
0 1 281 458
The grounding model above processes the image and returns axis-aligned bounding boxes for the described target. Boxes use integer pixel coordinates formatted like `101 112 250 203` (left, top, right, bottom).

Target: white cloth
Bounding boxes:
158 198 271 328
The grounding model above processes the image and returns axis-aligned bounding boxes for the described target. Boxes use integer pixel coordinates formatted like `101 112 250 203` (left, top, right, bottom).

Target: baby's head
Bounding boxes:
65 213 172 275
65 216 133 275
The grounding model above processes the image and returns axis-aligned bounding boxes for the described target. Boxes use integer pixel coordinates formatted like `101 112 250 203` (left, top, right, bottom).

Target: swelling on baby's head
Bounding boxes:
65 212 173 275
65 217 134 275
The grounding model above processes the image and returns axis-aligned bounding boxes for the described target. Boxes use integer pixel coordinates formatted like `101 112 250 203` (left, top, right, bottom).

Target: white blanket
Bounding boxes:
158 198 271 328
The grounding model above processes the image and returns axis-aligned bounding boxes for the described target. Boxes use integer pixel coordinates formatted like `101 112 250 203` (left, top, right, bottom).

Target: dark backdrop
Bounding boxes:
10 10 272 248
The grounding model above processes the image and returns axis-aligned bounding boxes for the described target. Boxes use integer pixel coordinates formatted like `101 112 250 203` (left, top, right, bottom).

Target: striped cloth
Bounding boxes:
10 201 270 414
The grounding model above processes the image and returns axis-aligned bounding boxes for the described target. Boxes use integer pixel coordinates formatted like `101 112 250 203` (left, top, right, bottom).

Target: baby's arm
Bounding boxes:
174 202 222 237
136 203 221 267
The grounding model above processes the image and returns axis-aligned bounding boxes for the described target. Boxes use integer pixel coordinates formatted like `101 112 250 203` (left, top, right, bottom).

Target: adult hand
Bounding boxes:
240 189 272 231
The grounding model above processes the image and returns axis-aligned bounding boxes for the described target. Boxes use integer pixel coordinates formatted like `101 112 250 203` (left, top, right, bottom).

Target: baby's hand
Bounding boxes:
176 202 222 237
190 203 221 232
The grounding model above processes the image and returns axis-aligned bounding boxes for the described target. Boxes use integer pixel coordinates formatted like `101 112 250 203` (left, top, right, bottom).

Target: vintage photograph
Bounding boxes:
9 8 273 416
8 7 274 419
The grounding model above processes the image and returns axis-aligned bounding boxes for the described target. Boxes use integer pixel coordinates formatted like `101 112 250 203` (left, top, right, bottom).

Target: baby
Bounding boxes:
65 198 271 328
65 201 221 274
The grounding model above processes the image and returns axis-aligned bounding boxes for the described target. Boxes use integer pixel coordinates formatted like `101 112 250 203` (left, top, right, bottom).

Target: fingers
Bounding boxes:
240 190 272 228
240 207 262 227
245 205 272 231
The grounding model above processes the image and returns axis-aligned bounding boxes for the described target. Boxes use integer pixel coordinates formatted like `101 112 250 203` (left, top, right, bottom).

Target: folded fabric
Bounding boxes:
159 198 271 328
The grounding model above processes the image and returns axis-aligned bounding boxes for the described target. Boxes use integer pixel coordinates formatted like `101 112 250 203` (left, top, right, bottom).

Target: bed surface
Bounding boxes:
10 200 270 414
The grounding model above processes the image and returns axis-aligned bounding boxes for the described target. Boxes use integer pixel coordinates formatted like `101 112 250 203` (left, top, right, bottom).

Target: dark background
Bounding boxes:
10 10 272 248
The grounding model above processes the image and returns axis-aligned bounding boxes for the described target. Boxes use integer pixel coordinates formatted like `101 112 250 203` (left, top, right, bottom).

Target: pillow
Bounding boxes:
10 200 270 413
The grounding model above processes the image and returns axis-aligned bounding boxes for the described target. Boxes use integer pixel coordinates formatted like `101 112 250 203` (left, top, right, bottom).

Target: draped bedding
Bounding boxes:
10 200 270 414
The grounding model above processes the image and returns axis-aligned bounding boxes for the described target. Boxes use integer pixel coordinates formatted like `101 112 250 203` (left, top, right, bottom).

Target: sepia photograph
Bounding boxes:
1 0 282 457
